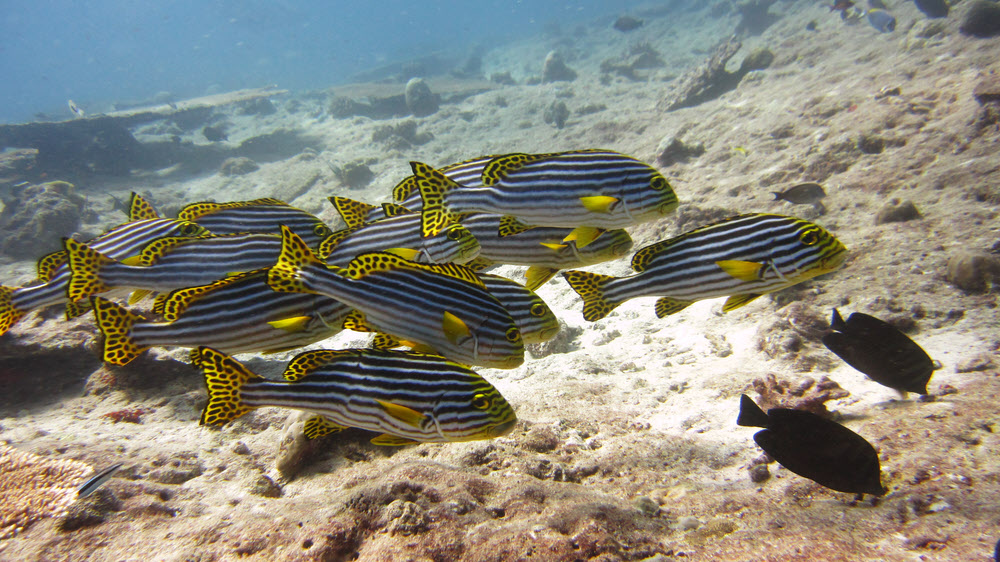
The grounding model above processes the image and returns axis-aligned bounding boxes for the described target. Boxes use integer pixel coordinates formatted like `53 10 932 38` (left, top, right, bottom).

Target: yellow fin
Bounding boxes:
392 176 419 202
717 260 766 282
371 333 402 349
303 416 348 440
64 238 115 303
128 289 152 304
525 267 557 291
465 257 493 271
268 226 325 295
128 193 160 221
410 161 462 237
579 196 619 214
723 293 763 312
382 248 420 261
343 310 372 332
442 311 471 345
267 316 311 332
381 202 413 217
0 286 26 336
561 270 619 322
376 399 427 428
160 269 264 321
539 242 567 251
563 227 603 249
317 228 352 260
178 198 288 221
90 296 147 365
481 153 550 185
36 250 68 282
498 215 532 237
329 196 376 229
654 297 693 318
283 350 356 381
120 255 143 266
65 300 92 319
197 346 261 426
346 252 485 288
370 434 419 446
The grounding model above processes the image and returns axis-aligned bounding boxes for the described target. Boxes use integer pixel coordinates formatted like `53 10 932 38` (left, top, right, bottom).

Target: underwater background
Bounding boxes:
2 0 1000 560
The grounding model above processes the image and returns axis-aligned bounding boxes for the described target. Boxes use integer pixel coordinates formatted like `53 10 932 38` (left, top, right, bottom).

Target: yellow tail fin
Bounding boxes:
89 296 147 365
197 346 262 426
267 226 323 294
410 161 461 237
64 238 115 303
560 270 619 322
0 286 26 336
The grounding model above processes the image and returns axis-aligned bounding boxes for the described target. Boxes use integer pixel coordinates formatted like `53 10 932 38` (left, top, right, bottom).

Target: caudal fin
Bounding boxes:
0 286 27 335
560 270 620 322
64 238 115 303
197 346 262 426
410 161 461 237
267 226 323 294
90 296 147 365
736 394 770 429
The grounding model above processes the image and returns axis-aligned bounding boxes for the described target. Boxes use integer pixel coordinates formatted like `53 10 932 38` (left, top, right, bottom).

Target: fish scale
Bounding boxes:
268 226 524 369
562 214 847 321
0 218 207 335
198 347 517 444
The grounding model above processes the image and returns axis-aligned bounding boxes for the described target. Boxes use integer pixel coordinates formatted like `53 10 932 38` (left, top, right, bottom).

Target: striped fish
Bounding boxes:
461 213 634 290
90 269 349 365
386 155 497 216
178 197 334 247
562 214 848 321
321 197 480 266
64 233 283 304
267 226 524 369
412 149 679 237
478 273 559 344
0 218 207 335
197 346 517 445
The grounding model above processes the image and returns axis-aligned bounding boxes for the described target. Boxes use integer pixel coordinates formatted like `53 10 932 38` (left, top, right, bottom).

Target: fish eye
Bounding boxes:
446 226 463 241
505 327 521 342
314 224 332 237
800 230 820 245
649 175 668 191
530 303 547 317
472 393 491 410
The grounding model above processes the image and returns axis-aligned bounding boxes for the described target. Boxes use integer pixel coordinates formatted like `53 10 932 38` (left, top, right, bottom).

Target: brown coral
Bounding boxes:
0 445 92 539
750 373 850 417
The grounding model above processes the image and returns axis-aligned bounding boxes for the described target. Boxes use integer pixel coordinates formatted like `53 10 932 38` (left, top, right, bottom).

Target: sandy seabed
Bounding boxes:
2 1 1000 560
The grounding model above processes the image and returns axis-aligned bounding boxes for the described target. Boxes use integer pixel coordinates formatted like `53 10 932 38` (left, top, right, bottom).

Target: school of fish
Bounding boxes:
0 147 937 496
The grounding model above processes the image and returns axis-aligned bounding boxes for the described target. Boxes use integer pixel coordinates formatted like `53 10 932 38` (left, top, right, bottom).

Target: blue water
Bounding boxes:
0 0 650 124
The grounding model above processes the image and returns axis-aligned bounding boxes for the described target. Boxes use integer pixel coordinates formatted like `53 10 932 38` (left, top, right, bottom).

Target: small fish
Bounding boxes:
830 0 855 12
268 227 524 369
412 150 678 237
913 0 949 19
806 20 819 31
866 9 897 32
562 214 848 321
68 100 85 117
461 213 633 290
202 125 228 142
197 347 517 445
77 463 123 498
732 146 748 156
868 0 888 9
822 309 936 395
322 197 480 266
178 198 334 249
612 15 643 32
772 182 827 207
738 395 886 496
90 270 350 365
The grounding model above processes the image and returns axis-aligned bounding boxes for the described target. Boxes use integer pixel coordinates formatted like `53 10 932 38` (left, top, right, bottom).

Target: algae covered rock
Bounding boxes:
542 51 577 83
946 251 1000 293
0 180 85 258
218 156 259 176
404 77 440 117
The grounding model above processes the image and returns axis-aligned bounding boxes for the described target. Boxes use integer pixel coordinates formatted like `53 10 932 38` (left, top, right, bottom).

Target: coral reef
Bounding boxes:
658 38 773 112
750 373 850 417
541 51 577 83
0 445 92 539
0 180 85 258
543 100 570 129
404 78 439 117
945 252 1000 294
874 199 922 224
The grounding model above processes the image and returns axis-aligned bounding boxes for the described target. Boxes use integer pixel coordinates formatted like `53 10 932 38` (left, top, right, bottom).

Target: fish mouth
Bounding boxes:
537 325 561 342
487 419 517 438
821 245 849 271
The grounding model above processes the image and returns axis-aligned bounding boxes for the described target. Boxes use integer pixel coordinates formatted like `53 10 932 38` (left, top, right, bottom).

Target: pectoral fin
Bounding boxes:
723 293 763 312
654 297 693 318
370 434 420 446
376 399 426 428
562 227 603 249
267 316 311 332
580 196 619 213
442 311 471 345
303 415 348 440
716 260 766 282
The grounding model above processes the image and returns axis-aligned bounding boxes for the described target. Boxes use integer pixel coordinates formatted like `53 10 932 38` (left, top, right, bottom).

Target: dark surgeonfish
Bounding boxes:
737 395 886 497
822 309 936 395
913 0 948 18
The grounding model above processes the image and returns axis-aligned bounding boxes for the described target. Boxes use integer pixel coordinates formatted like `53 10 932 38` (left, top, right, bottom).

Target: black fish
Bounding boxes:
202 125 228 142
737 395 886 496
613 15 643 32
772 182 826 205
77 462 123 498
823 309 935 395
913 0 949 18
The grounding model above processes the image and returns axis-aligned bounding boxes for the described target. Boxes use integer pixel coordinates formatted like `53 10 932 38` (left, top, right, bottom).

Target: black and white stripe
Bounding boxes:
323 214 480 266
478 273 559 344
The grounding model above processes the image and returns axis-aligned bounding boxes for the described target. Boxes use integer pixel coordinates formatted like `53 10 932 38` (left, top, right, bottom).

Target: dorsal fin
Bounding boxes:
129 193 160 221
283 349 358 381
316 228 354 259
392 176 419 202
36 250 68 282
132 234 218 266
159 269 266 321
481 152 560 186
178 198 289 221
346 252 485 288
381 202 414 217
329 196 376 229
